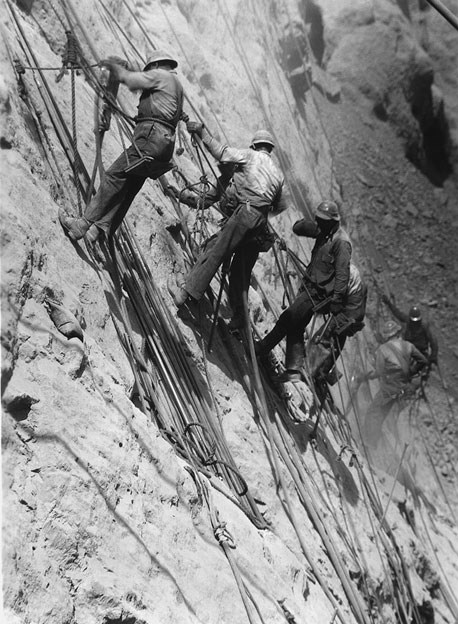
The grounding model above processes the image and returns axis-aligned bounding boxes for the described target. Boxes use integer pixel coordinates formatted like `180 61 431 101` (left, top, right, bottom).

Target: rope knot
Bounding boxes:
56 30 82 82
64 30 80 67
213 522 236 548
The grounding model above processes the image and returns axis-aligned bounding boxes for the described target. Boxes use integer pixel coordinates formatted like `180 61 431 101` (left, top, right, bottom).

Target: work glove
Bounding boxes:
353 371 370 386
329 300 344 316
99 57 127 79
186 120 204 136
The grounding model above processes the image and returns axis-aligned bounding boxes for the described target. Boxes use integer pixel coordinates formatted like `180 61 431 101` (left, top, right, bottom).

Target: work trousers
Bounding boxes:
316 284 367 376
258 287 324 371
84 121 175 234
184 202 267 302
227 245 260 322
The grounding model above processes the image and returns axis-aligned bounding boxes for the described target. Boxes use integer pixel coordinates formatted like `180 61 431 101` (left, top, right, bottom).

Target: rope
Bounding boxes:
155 0 230 143
248 0 330 200
200 477 263 624
216 0 310 213
239 286 353 624
11 5 456 621
10 0 265 528
424 0 458 31
69 67 82 213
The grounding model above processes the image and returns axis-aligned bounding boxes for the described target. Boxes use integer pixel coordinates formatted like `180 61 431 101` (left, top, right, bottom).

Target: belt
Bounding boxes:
135 116 177 131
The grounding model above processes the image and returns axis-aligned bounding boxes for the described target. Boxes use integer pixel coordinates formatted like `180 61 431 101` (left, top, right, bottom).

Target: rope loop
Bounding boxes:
183 422 217 465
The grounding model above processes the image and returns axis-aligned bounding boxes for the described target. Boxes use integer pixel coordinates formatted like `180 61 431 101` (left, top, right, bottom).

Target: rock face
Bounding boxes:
2 1 458 623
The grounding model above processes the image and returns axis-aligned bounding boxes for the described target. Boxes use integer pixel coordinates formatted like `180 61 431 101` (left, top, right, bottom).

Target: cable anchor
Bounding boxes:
13 58 27 99
56 30 82 82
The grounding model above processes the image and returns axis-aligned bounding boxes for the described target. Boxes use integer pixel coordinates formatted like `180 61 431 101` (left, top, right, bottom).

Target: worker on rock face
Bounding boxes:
59 50 184 243
381 296 438 371
168 124 288 331
312 262 367 386
360 320 428 447
255 200 357 382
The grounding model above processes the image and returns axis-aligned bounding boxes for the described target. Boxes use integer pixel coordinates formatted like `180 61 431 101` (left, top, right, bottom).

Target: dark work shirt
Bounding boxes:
293 219 352 302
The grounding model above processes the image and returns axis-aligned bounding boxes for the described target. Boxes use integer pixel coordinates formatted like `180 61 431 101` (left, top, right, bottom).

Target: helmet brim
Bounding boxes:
315 210 340 221
144 59 178 71
250 141 275 150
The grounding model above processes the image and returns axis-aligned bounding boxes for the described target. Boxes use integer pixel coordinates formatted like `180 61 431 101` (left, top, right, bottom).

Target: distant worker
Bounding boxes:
360 320 428 447
168 123 288 330
59 50 184 243
381 295 438 369
256 201 360 382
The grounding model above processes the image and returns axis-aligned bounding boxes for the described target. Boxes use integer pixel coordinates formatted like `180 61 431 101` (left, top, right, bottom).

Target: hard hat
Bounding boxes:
409 305 422 322
250 130 275 149
315 200 340 221
381 320 402 341
143 49 178 70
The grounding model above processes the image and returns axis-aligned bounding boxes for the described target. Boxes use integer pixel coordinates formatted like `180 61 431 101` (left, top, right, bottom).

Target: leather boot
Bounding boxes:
59 210 92 240
285 338 305 371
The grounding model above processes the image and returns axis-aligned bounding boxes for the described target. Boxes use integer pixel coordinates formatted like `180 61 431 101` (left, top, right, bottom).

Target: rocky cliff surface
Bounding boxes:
2 1 458 623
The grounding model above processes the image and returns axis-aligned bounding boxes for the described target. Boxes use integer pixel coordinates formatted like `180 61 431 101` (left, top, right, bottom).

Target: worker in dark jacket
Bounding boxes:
256 200 353 382
381 296 438 368
169 124 287 329
59 50 184 243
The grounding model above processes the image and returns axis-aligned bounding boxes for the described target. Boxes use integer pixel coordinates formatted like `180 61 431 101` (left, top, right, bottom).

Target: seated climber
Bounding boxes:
168 123 288 330
255 200 353 382
359 320 428 448
381 295 438 374
59 50 184 243
311 263 367 386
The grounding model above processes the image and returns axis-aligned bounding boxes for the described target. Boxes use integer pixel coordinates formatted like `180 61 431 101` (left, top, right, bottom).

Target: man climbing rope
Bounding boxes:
359 320 428 448
381 296 439 373
168 123 287 330
59 50 184 243
255 200 358 382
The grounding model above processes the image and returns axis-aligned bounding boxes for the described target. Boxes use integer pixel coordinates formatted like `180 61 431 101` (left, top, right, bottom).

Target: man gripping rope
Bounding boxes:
169 123 288 330
255 200 363 383
59 50 184 243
